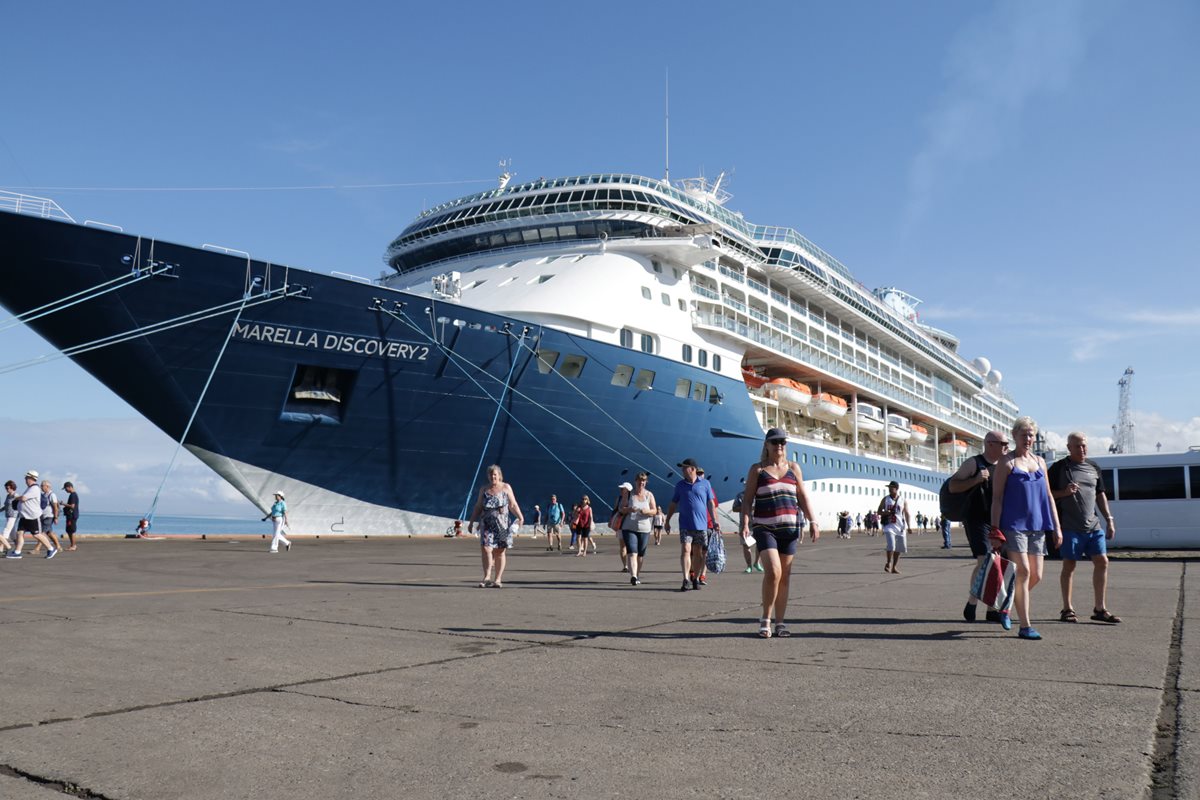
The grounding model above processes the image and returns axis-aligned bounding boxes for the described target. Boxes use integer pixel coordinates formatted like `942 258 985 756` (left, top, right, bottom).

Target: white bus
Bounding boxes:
1090 447 1200 549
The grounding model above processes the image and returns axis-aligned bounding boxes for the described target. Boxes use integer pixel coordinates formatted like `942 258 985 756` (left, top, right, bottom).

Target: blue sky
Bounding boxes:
2 0 1197 515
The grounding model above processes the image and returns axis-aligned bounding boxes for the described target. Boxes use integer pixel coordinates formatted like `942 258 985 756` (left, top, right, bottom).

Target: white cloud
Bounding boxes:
1119 308 1200 327
1042 411 1200 456
1129 411 1200 453
0 417 258 516
907 1 1095 224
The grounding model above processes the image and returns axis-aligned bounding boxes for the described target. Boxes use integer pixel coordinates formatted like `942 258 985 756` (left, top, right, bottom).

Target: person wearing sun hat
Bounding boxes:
6 471 57 559
262 490 292 553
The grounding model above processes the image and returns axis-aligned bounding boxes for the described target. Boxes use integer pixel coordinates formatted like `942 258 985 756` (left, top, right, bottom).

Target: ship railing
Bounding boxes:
694 309 992 436
0 190 75 223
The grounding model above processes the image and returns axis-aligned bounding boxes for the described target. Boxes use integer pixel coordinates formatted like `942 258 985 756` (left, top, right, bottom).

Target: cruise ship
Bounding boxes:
0 172 1019 534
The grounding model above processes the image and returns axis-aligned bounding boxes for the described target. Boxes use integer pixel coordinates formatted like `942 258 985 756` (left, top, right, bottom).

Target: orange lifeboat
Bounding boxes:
938 435 968 457
909 423 929 444
766 378 812 409
809 392 849 422
741 365 769 390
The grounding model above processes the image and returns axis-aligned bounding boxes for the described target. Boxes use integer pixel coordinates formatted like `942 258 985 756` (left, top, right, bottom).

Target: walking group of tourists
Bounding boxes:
947 416 1120 640
463 415 1120 641
2 470 80 560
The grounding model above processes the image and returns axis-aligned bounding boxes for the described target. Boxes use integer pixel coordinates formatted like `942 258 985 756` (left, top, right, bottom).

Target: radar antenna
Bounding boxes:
1110 367 1135 453
498 159 515 189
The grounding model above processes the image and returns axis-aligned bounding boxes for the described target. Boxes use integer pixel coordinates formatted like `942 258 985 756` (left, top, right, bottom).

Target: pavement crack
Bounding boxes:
0 763 116 798
1149 562 1186 799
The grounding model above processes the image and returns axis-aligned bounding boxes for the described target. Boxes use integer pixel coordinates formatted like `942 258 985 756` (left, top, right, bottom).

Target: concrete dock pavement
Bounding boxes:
0 533 1194 799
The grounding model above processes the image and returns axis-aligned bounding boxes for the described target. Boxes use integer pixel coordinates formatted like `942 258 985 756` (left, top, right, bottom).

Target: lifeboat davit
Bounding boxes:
742 366 769 390
767 378 812 409
836 401 885 435
909 423 929 444
884 414 913 443
809 392 849 423
939 436 968 457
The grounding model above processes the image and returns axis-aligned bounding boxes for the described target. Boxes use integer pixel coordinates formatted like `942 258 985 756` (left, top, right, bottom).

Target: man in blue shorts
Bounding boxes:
663 458 717 592
544 495 565 551
1050 432 1120 623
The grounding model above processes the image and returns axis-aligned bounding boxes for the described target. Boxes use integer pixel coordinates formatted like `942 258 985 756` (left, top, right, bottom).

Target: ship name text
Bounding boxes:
233 322 429 360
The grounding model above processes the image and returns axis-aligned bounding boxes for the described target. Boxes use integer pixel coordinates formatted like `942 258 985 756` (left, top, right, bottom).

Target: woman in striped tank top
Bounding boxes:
739 427 820 639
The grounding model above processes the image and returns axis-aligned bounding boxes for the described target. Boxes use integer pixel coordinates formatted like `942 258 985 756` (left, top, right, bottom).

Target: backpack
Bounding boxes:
879 495 900 526
938 455 989 523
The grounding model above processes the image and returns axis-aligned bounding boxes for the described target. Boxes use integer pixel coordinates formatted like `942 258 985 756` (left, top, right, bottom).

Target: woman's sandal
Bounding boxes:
478 580 493 588
1060 608 1078 623
1091 608 1121 623
774 623 791 638
758 618 772 639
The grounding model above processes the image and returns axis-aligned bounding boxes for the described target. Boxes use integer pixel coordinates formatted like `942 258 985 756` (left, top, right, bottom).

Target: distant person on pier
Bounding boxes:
990 416 1063 640
1 480 18 554
1050 433 1121 624
531 504 542 539
262 491 292 553
572 496 593 557
879 481 911 573
949 431 1008 623
612 482 632 570
5 471 57 559
467 464 523 587
544 495 565 551
740 428 819 638
569 503 581 551
664 458 717 593
619 472 657 586
33 480 62 555
61 481 80 551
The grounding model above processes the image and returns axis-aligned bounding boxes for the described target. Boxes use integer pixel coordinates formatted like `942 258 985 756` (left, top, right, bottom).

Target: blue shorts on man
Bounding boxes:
1061 530 1106 561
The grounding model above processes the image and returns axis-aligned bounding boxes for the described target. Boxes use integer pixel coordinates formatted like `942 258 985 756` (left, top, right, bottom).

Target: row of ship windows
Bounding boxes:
619 328 724 374
789 452 940 488
391 218 657 272
536 349 722 405
402 189 695 241
807 482 938 503
641 285 689 312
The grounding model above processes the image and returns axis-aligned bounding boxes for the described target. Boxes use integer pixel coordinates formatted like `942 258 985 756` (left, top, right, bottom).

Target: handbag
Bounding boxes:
970 550 1016 612
705 528 726 574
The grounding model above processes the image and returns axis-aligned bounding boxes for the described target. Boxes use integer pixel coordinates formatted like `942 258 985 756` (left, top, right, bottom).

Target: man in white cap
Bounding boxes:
5 471 57 559
262 491 292 553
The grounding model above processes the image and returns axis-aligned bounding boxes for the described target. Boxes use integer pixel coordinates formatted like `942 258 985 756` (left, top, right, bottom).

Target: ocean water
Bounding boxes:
72 511 265 537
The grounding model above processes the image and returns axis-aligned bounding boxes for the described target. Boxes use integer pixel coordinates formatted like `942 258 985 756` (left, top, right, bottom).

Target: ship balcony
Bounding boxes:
695 310 988 439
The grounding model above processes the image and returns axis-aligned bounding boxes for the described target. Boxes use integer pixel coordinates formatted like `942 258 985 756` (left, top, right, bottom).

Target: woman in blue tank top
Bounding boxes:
989 416 1063 640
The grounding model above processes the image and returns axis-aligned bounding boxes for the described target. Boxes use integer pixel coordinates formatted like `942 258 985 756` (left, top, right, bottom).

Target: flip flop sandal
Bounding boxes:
1091 609 1121 623
1060 609 1078 623
758 618 772 639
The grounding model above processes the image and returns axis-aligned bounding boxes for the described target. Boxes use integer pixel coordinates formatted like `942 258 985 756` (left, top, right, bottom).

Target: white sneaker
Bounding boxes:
268 549 279 554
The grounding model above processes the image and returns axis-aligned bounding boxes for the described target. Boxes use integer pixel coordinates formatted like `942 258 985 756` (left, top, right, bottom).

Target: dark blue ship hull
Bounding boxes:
0 212 944 534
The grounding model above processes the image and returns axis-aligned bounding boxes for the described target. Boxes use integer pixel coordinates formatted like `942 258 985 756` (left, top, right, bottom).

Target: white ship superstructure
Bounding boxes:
383 172 1018 475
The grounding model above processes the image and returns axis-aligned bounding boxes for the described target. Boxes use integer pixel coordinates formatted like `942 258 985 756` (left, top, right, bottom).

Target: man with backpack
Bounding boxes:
33 479 62 555
947 431 1009 622
544 495 565 552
